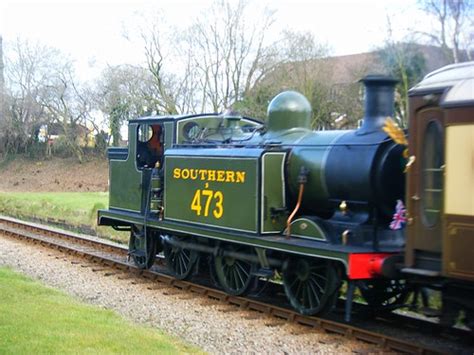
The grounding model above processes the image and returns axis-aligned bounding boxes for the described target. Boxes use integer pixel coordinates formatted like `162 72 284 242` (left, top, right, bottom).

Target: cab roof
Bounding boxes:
128 113 263 124
128 113 219 124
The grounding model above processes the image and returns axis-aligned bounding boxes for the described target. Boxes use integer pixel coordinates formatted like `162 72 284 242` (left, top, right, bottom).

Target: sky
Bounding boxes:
0 0 426 81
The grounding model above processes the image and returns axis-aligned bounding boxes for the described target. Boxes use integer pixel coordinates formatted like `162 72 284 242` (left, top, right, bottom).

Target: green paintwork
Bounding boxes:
290 218 327 240
286 130 345 211
267 91 312 132
163 122 174 150
100 110 360 275
97 208 351 274
262 152 287 233
259 126 344 213
109 124 142 212
164 151 260 233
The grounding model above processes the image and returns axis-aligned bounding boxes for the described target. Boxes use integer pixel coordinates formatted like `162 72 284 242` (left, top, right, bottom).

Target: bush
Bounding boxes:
51 135 77 158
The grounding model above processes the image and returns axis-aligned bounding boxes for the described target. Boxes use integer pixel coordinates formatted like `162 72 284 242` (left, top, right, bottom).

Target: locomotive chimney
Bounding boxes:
357 75 397 135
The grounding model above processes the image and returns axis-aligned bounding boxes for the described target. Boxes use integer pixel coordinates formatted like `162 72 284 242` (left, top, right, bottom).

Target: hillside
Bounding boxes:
0 157 108 192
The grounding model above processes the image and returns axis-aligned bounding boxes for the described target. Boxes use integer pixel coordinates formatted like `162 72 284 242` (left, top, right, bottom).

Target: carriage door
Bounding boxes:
410 108 445 271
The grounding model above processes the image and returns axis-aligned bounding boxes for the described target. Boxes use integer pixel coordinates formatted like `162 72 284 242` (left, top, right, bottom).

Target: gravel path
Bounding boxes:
0 234 379 354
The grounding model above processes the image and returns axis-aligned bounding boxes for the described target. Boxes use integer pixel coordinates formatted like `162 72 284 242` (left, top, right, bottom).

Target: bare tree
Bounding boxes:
126 0 277 115
1 37 96 160
140 22 180 115
418 0 474 62
40 65 94 161
2 38 64 154
276 30 332 127
0 36 4 122
377 18 427 127
121 10 202 116
184 0 275 112
95 64 155 145
243 30 333 127
378 43 426 126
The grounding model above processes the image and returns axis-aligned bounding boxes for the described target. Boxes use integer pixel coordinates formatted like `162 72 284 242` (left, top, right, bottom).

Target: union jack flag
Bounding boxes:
390 199 407 230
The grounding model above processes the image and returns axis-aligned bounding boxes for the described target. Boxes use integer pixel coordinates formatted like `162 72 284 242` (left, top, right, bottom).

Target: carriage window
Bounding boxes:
422 120 444 227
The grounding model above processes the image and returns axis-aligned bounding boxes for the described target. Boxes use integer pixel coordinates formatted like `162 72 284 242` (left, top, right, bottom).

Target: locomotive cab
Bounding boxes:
105 119 169 215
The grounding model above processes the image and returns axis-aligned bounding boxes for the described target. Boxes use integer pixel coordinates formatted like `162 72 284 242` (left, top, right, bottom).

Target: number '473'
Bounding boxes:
190 189 224 219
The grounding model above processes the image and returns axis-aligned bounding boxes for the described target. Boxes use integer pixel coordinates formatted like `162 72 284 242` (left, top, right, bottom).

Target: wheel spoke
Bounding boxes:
295 280 303 300
236 261 250 278
309 276 325 294
234 265 246 289
308 279 321 306
171 253 178 270
283 258 340 316
164 237 197 280
306 284 316 309
232 268 240 289
178 253 187 275
214 246 256 296
175 254 181 272
182 251 190 264
311 272 328 282
299 285 306 307
289 276 299 289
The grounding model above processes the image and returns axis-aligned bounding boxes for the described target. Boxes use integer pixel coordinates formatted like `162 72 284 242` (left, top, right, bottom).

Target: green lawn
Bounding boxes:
0 267 202 354
0 192 128 243
0 191 107 224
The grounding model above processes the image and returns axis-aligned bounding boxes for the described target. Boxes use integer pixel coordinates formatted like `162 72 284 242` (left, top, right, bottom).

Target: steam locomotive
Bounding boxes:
98 62 474 326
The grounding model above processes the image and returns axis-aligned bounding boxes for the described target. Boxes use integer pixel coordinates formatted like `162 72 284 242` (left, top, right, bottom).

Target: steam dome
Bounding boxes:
267 91 312 132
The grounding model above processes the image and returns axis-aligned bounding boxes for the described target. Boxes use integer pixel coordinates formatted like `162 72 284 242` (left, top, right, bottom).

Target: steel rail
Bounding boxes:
0 215 447 354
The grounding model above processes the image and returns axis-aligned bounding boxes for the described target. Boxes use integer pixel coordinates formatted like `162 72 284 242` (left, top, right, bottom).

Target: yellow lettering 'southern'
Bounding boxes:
217 170 225 182
181 168 190 179
207 170 216 181
225 171 235 183
236 171 246 183
173 168 245 184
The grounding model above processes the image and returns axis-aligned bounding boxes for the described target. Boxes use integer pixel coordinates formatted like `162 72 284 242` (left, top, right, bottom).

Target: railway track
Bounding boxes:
0 215 470 354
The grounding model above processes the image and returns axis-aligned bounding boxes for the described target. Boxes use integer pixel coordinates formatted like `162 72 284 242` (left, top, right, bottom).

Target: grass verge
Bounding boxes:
0 266 201 354
0 192 128 243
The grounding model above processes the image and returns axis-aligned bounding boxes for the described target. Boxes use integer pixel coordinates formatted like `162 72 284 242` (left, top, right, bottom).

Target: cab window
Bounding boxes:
136 124 163 169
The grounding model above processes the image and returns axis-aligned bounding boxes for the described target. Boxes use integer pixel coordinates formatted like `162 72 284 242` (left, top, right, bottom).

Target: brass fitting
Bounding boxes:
339 200 348 215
